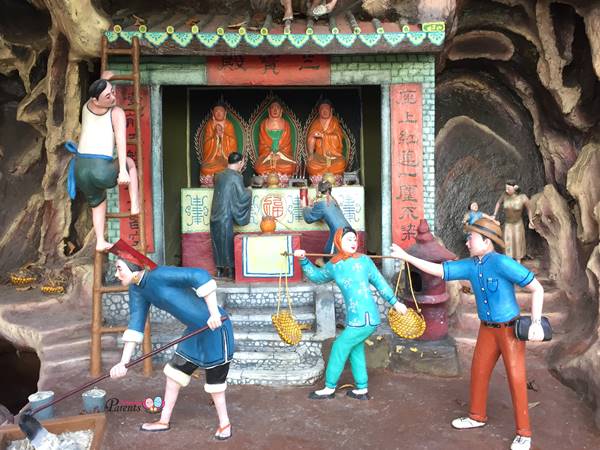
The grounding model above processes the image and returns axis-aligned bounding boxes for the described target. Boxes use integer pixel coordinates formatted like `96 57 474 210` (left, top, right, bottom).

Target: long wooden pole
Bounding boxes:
281 251 396 259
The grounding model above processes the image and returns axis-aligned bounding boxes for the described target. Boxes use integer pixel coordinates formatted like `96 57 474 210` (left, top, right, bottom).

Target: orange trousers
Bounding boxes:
469 323 531 437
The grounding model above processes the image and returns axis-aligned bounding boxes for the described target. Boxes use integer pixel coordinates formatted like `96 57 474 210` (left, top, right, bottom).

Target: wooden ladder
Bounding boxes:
90 36 152 377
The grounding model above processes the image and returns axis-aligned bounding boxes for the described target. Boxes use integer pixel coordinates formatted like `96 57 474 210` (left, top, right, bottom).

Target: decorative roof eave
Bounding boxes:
104 22 445 56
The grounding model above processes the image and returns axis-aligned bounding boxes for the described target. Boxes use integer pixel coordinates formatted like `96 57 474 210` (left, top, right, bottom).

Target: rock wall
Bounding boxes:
436 0 600 427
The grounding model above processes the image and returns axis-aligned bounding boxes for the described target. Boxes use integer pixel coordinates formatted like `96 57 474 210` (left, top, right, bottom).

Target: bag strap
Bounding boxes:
277 256 294 316
393 260 422 314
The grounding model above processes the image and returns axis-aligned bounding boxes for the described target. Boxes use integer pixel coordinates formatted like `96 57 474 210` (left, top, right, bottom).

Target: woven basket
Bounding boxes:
272 310 302 345
10 274 37 286
388 308 426 339
388 260 427 340
40 284 65 295
10 266 38 286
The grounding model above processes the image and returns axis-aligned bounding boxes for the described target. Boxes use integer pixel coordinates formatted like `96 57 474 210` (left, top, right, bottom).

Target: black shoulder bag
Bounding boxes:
514 316 553 341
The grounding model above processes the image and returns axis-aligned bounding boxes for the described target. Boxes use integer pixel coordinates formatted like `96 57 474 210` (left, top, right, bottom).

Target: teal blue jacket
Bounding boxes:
300 255 398 327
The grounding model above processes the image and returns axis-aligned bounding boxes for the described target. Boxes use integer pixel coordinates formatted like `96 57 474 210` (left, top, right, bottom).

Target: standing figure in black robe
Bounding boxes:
210 152 252 278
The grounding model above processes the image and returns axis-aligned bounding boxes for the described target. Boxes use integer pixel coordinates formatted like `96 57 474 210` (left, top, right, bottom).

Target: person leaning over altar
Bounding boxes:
294 227 407 401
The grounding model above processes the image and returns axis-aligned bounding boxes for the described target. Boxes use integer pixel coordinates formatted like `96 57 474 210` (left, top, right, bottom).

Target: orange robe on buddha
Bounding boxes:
306 116 346 176
255 120 296 175
200 120 238 176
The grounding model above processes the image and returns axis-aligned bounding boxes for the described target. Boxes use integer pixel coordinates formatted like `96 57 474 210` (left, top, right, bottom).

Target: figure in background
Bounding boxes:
302 181 350 265
306 100 347 186
109 256 235 440
295 227 407 400
391 217 545 450
462 202 496 227
200 103 238 187
493 180 533 263
67 78 139 251
255 101 297 183
210 153 252 279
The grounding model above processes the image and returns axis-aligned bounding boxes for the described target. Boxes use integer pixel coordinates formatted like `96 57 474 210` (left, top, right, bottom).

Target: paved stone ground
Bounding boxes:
38 343 599 450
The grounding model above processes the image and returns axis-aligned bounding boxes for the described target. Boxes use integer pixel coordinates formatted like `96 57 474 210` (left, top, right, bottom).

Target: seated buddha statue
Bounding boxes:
306 100 346 185
199 103 238 186
255 101 297 181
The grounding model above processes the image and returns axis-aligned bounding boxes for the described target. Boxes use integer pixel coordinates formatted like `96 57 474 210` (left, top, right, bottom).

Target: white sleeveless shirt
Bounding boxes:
78 101 115 157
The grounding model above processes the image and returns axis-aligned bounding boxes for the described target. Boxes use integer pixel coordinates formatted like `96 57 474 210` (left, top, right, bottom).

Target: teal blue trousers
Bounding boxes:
325 325 377 390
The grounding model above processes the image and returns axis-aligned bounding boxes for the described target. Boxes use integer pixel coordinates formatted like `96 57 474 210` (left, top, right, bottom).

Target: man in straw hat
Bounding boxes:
391 217 545 450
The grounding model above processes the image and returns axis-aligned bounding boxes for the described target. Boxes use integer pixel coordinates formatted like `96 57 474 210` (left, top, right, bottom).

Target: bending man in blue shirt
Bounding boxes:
109 258 234 440
391 217 544 450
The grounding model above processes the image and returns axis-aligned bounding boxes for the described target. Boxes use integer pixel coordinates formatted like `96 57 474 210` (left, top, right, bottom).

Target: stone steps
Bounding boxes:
230 314 315 333
228 355 324 386
225 288 315 309
228 305 315 316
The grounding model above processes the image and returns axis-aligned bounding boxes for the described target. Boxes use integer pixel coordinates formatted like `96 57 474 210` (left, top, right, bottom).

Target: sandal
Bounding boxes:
215 423 232 441
346 390 370 400
140 421 170 432
308 390 335 400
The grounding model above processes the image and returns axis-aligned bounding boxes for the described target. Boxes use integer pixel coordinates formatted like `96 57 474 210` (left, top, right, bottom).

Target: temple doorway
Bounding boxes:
162 85 382 267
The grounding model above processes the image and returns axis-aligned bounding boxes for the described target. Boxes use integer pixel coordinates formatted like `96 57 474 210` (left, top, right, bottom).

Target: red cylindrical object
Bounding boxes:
299 187 308 207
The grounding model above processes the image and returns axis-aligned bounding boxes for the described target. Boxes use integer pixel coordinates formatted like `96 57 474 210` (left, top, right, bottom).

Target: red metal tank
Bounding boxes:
403 219 457 340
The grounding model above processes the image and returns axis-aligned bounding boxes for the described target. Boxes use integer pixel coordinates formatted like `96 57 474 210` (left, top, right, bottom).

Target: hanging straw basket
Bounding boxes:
389 308 426 339
272 310 302 345
272 263 302 345
388 261 426 339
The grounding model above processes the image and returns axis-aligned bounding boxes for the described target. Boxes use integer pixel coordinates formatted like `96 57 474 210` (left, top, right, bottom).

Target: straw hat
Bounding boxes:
464 217 505 249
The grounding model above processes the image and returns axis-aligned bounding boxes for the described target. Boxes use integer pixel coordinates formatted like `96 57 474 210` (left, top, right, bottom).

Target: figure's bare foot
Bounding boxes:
96 241 114 252
130 203 140 215
140 421 170 432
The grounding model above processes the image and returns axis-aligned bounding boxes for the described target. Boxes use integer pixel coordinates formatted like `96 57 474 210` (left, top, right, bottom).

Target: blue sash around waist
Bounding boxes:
65 140 113 200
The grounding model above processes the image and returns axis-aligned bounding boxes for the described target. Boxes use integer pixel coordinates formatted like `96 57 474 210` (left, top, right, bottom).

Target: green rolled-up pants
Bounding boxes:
325 324 377 390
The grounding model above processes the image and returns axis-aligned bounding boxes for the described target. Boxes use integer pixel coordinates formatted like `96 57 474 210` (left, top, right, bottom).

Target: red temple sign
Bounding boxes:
390 84 423 249
115 86 154 253
207 55 330 85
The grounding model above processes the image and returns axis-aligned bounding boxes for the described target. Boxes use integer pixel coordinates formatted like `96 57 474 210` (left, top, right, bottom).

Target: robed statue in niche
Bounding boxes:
199 103 239 187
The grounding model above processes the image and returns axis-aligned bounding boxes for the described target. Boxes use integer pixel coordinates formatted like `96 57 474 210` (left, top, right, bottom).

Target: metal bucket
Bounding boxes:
81 388 106 414
27 391 55 420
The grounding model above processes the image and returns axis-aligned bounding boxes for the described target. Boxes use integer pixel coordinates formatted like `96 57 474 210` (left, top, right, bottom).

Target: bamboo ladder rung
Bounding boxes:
97 284 128 294
100 326 128 334
105 211 141 219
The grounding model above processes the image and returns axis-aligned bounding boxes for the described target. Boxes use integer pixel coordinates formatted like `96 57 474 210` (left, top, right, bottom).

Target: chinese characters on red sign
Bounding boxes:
115 86 154 252
207 55 330 85
390 84 423 248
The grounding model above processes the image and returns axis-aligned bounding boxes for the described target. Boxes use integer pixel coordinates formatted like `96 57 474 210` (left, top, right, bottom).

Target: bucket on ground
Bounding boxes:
81 388 106 413
27 391 55 420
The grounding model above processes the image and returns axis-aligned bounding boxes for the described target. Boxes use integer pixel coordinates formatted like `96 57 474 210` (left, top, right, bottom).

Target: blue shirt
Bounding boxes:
300 255 397 327
442 252 534 323
468 211 483 225
126 266 234 368
303 198 350 253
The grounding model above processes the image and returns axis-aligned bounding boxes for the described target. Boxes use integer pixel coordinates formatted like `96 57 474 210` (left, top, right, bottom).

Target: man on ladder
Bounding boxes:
67 75 140 251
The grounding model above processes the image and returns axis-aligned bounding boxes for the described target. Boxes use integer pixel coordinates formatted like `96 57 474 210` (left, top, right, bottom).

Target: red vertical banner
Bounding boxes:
391 84 423 249
115 86 154 253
